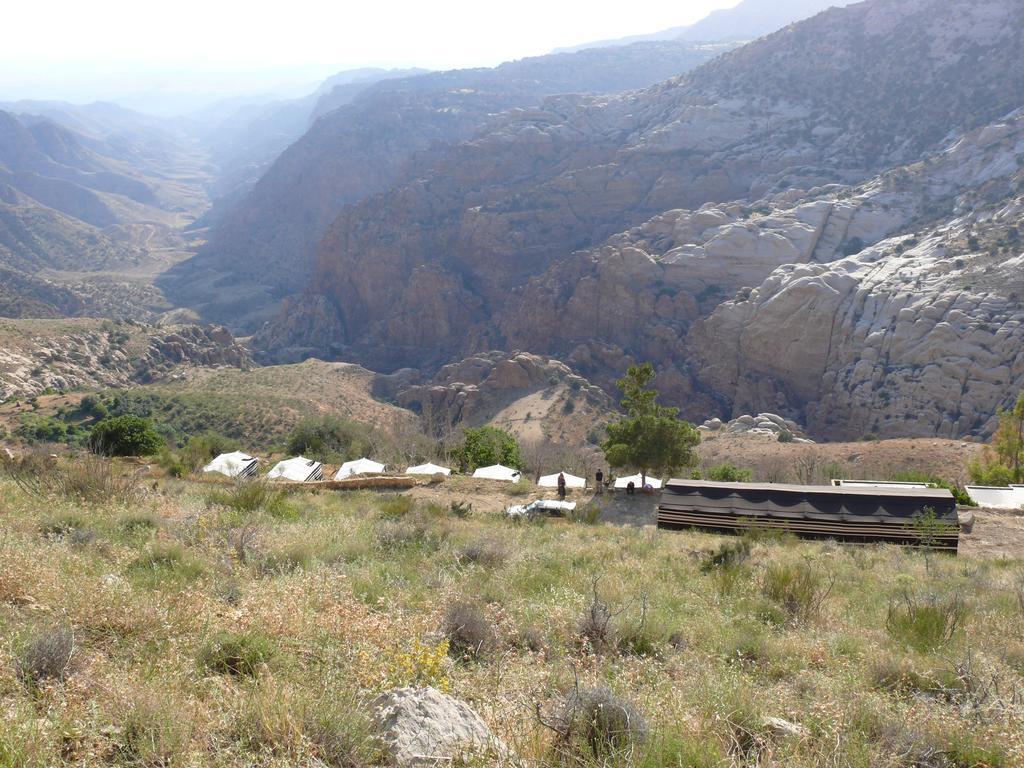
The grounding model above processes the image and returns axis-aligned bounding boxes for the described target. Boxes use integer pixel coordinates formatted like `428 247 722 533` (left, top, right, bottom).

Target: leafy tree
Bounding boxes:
969 392 1024 485
77 395 109 420
285 415 372 462
454 426 522 472
601 363 699 483
705 463 753 483
88 415 163 457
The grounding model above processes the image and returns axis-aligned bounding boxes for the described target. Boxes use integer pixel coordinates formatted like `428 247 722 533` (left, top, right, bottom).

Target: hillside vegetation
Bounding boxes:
0 463 1020 766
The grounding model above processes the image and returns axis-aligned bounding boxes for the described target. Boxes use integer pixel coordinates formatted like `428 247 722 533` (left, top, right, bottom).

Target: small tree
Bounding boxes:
970 392 1024 485
601 364 699 483
89 415 163 457
454 426 522 473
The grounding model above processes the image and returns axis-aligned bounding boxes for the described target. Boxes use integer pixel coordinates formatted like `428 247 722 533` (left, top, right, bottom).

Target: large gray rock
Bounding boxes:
371 686 507 767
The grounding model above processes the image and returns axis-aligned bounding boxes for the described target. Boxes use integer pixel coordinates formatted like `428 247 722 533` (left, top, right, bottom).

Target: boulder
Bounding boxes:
764 716 809 740
371 687 507 767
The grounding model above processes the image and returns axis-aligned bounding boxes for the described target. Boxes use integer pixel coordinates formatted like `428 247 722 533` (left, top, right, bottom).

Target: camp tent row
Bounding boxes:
204 452 660 490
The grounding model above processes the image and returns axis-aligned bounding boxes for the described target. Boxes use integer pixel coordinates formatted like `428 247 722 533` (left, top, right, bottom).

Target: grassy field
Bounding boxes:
0 461 1022 767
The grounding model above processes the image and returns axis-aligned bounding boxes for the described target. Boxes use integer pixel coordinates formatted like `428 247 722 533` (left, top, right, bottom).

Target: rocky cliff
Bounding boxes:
253 0 1024 441
259 0 1024 378
380 350 614 448
0 320 252 401
164 41 733 328
502 109 1024 420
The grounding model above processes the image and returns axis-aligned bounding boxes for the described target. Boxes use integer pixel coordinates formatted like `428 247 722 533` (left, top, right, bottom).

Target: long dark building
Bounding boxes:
658 480 960 552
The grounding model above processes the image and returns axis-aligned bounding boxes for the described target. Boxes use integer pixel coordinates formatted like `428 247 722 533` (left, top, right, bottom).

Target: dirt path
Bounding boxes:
960 508 1024 559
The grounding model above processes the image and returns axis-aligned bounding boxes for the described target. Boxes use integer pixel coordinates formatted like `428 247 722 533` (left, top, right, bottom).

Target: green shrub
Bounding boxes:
260 543 315 575
453 426 522 472
554 686 649 760
615 613 666 658
568 503 603 525
16 624 76 686
115 690 192 766
701 540 751 572
377 494 414 519
944 733 1008 768
777 430 794 443
207 481 290 518
285 415 372 463
77 395 109 420
88 415 163 457
119 512 159 536
506 477 532 496
886 591 967 651
14 414 80 445
761 562 831 624
704 463 753 483
198 630 275 677
442 601 497 661
128 542 205 584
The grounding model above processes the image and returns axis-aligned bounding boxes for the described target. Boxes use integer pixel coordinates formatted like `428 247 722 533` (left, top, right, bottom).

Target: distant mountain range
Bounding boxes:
3 0 1024 443
0 104 207 318
555 0 858 51
160 40 736 328
240 0 1024 441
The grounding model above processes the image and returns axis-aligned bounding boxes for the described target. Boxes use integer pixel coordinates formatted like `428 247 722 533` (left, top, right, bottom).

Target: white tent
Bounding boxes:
965 485 1024 509
406 462 452 476
203 451 259 479
538 472 587 489
267 456 324 482
472 464 522 482
614 473 663 490
334 457 386 481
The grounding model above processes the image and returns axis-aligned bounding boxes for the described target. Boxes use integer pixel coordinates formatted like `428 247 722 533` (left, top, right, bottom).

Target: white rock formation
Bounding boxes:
371 687 508 767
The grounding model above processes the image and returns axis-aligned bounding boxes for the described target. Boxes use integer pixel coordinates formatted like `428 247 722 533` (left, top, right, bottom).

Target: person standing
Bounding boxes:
557 472 567 500
595 468 604 494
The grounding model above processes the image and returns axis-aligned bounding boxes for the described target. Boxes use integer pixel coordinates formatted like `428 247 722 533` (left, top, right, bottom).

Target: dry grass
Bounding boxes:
0 461 1021 766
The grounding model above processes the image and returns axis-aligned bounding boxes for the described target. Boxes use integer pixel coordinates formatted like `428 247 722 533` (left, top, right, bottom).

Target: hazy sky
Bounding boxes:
2 0 738 111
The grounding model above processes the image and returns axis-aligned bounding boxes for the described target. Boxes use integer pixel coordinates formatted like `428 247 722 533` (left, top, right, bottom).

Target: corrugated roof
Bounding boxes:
667 479 953 499
658 479 959 551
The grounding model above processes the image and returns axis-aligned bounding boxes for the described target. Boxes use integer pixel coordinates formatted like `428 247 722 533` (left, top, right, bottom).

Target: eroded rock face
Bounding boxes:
166 42 731 329
500 109 1024 421
371 687 507 767
0 322 252 401
691 205 1024 440
261 0 1024 375
393 350 610 434
700 412 813 442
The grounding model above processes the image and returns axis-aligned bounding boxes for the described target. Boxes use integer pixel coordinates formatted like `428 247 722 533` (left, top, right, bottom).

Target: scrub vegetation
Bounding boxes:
0 458 1021 766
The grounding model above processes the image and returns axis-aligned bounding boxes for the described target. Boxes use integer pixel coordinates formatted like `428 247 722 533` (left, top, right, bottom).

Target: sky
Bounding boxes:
1 0 739 113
